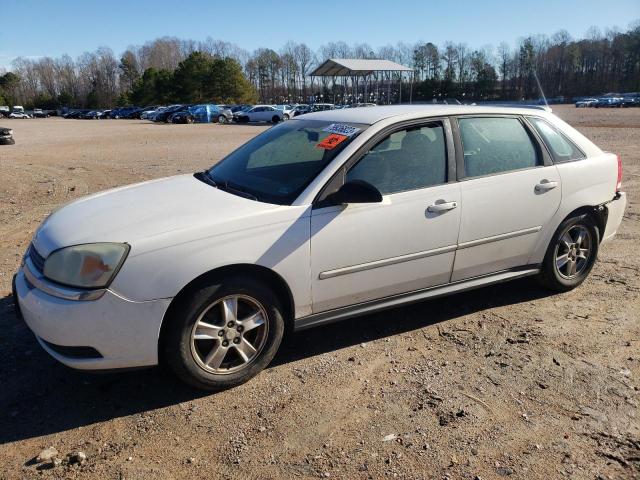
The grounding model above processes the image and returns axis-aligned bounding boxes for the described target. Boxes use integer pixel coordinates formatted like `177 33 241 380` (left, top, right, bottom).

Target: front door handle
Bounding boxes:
427 201 458 213
535 180 558 192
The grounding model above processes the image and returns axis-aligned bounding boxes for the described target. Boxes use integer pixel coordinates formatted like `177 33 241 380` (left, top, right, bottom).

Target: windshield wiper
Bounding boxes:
220 181 259 201
194 170 217 188
203 171 259 201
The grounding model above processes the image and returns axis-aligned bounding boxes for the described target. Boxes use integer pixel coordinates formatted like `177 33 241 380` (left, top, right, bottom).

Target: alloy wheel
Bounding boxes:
554 224 592 279
190 295 268 374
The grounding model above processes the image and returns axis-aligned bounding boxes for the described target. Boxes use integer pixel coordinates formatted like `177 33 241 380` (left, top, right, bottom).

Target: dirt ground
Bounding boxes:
0 106 638 480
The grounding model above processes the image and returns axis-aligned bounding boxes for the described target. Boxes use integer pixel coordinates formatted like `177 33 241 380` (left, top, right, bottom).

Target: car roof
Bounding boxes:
300 104 552 125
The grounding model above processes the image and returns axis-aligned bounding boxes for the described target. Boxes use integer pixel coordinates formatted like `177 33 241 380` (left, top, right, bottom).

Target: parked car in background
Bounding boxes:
291 104 311 117
169 104 233 124
594 97 623 108
97 110 112 119
111 107 139 119
621 94 640 107
142 106 166 119
215 105 234 124
109 107 123 118
234 105 282 123
123 107 144 119
83 110 102 119
575 98 598 108
32 108 49 118
9 111 31 119
0 126 14 144
229 104 252 114
154 105 186 122
355 103 377 108
12 105 627 391
274 104 296 120
62 110 90 119
0 106 9 118
310 103 335 112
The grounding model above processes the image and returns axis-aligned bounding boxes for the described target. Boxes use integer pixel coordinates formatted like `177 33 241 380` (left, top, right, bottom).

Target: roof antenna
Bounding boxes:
533 70 551 112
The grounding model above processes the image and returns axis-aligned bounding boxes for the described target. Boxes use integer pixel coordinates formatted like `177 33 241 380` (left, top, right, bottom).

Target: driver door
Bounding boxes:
310 120 461 313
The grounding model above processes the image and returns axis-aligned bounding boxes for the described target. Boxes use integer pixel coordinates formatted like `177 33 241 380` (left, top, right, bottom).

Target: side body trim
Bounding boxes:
318 244 457 280
457 226 542 249
295 266 540 331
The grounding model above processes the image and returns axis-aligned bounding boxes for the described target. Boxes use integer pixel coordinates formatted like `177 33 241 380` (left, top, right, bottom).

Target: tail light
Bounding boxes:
616 154 623 192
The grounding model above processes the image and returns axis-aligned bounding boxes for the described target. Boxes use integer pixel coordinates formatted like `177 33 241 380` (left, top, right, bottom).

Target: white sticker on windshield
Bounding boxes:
322 123 360 137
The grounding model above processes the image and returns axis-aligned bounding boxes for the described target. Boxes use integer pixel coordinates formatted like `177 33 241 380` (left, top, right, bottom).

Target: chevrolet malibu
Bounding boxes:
14 105 627 390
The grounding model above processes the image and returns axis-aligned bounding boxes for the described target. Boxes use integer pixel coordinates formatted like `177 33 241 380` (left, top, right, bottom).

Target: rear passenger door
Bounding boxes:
451 116 561 281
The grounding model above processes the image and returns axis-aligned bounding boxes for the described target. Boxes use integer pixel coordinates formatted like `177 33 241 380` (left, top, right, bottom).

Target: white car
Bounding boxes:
235 105 283 123
274 104 296 120
14 105 627 390
9 112 31 119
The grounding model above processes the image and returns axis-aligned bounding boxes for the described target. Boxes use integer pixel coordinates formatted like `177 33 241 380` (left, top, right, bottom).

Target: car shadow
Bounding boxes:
0 278 552 444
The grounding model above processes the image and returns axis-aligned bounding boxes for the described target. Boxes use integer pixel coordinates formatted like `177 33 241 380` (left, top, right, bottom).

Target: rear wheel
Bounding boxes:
162 277 285 390
272 115 280 124
218 115 227 124
537 214 599 292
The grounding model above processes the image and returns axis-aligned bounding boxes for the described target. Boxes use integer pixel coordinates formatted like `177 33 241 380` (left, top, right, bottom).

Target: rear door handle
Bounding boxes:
427 201 458 213
535 180 558 192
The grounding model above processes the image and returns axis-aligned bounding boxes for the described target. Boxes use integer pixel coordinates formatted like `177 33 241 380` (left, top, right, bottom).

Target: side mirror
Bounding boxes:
325 180 383 205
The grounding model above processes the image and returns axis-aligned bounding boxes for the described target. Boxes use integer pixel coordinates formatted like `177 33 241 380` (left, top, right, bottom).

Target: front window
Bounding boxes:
347 122 447 195
207 120 367 204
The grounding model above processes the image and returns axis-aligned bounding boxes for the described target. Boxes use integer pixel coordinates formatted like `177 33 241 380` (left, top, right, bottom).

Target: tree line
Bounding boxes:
0 22 638 109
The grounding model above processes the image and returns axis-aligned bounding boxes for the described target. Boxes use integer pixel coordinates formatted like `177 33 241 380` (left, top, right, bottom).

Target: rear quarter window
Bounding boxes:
527 117 585 163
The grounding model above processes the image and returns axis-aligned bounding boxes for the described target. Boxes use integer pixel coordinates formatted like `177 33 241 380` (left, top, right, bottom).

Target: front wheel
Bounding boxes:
537 214 599 292
162 278 285 390
272 115 280 124
218 115 227 124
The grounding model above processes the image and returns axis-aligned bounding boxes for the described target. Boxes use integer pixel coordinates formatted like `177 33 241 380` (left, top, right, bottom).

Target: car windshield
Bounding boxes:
207 119 367 205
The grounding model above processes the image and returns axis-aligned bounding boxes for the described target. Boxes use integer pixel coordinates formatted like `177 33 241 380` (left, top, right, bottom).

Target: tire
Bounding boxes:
283 114 290 120
186 116 194 124
537 213 599 292
218 115 227 124
162 277 285 390
272 115 280 124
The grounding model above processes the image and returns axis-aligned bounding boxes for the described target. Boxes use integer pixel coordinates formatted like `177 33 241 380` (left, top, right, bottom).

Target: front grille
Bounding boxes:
28 244 45 273
40 339 103 359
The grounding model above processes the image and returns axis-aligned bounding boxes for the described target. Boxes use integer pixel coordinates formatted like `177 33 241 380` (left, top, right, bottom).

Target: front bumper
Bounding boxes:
14 266 171 370
602 192 627 243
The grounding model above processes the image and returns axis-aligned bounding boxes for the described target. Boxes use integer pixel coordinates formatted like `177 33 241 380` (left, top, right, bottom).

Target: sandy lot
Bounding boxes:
0 106 638 479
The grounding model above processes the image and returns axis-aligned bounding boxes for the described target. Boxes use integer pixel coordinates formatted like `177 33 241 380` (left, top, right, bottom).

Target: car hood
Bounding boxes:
32 174 284 258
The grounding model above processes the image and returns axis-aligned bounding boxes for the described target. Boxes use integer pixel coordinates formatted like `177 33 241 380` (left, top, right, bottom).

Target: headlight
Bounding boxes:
43 243 130 289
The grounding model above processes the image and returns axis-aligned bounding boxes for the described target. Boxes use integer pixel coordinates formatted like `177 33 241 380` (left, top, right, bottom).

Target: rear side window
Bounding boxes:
346 122 447 195
527 117 585 162
458 117 541 178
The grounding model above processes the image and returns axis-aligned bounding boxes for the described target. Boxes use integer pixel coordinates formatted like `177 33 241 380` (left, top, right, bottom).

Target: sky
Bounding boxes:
1 0 639 70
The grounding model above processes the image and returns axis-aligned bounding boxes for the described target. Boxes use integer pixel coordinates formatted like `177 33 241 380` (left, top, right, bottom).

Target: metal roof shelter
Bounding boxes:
310 58 412 77
309 58 414 105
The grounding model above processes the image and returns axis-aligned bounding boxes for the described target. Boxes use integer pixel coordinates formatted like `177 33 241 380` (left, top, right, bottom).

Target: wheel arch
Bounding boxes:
530 203 608 266
562 204 607 241
159 263 295 354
